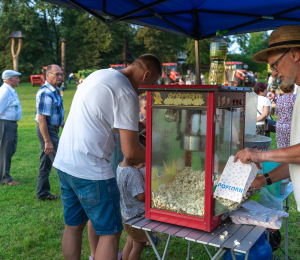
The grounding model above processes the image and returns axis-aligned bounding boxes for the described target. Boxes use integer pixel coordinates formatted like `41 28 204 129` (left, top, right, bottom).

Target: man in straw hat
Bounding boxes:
234 25 300 214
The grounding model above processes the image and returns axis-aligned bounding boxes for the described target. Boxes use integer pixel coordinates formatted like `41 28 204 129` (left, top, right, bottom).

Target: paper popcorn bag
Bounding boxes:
214 156 258 203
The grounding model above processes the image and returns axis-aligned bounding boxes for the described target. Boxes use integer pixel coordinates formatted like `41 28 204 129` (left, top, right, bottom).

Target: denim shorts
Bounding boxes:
57 169 123 235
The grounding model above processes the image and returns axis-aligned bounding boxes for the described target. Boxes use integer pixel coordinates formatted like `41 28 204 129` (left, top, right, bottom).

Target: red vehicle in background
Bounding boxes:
160 63 183 85
225 61 255 87
110 64 127 70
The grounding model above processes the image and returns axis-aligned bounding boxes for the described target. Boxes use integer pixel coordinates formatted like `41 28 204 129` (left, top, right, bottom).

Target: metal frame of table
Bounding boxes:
124 216 266 260
276 182 293 260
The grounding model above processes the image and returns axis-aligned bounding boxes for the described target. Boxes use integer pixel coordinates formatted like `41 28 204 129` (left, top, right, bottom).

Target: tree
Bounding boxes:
135 27 186 62
231 32 270 73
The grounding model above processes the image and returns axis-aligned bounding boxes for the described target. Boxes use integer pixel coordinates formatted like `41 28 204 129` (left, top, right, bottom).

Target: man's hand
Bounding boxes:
44 141 54 154
234 148 263 164
250 175 267 189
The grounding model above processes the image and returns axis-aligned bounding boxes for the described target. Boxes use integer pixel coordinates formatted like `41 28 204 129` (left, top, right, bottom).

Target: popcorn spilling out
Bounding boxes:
220 235 225 239
151 167 205 217
223 231 228 236
234 240 240 245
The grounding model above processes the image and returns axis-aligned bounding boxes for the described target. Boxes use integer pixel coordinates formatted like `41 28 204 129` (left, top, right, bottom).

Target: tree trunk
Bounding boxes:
11 38 22 72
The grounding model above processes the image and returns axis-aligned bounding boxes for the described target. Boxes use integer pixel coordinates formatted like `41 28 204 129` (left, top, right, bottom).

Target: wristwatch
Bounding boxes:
263 173 272 185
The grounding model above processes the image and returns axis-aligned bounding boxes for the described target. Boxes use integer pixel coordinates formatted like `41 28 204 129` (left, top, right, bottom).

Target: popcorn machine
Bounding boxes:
140 84 252 232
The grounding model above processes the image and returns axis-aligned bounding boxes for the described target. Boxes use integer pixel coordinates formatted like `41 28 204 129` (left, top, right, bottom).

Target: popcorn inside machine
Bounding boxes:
140 84 252 232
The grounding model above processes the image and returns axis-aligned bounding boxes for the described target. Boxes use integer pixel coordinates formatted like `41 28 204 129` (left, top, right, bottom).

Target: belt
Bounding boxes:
0 119 17 123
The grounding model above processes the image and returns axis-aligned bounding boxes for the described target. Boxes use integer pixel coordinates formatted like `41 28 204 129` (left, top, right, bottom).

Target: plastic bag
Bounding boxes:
230 200 288 229
257 187 283 210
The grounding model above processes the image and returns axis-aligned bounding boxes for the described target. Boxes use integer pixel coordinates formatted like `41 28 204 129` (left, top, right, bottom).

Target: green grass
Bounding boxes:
0 82 299 259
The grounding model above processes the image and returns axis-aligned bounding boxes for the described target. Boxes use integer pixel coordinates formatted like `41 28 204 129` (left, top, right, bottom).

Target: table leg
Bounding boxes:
244 251 249 260
186 241 191 260
204 244 212 259
162 234 171 260
230 249 237 260
285 196 289 260
145 230 162 260
211 248 227 260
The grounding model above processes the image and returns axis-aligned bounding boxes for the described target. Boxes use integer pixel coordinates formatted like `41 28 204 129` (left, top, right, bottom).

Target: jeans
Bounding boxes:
57 169 123 235
36 124 59 199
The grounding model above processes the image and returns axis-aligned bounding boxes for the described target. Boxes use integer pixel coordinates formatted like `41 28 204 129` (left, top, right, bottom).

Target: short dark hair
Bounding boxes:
254 82 268 94
131 54 162 77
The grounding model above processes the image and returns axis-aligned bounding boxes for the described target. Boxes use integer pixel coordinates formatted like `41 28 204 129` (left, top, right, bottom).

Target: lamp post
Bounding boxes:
61 37 67 83
9 31 25 72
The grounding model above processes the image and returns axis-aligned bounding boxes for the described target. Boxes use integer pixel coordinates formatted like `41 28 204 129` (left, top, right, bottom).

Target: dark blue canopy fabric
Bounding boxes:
45 0 300 39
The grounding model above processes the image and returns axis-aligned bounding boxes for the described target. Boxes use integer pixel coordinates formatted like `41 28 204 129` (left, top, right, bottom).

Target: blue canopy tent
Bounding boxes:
44 0 300 83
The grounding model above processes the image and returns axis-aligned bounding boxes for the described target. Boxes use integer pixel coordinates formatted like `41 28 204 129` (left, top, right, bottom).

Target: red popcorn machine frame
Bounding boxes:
139 85 252 232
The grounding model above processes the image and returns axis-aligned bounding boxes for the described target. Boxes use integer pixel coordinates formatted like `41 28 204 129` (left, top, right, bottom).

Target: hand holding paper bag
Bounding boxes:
214 156 258 203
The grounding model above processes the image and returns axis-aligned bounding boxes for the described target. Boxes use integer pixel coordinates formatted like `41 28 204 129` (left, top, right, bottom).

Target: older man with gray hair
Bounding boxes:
0 70 22 185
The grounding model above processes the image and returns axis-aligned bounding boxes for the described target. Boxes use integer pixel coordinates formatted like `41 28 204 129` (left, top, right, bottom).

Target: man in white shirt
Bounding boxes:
0 70 22 185
235 25 300 222
53 54 161 260
68 73 74 84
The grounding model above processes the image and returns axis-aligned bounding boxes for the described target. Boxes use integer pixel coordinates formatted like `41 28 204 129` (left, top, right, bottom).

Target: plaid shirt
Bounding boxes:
35 81 64 127
0 83 22 121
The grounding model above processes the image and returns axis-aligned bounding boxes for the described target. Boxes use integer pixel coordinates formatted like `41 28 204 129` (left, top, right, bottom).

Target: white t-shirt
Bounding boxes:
53 68 139 180
289 93 300 211
256 95 271 126
293 84 299 95
268 76 273 85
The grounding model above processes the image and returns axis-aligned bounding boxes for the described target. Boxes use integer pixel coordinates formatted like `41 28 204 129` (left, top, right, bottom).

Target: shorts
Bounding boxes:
122 217 149 243
57 169 123 235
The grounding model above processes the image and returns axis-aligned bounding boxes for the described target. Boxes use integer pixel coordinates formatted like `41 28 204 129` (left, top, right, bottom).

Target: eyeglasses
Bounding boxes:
270 49 290 72
11 76 19 80
48 72 63 77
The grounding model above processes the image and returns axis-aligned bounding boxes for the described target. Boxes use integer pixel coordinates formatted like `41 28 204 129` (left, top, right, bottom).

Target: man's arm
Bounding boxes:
38 114 53 154
119 129 145 164
135 193 145 202
251 163 290 188
234 144 300 164
257 106 270 122
0 90 10 114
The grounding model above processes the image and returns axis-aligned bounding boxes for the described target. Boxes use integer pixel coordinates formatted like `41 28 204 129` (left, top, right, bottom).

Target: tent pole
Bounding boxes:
195 39 202 85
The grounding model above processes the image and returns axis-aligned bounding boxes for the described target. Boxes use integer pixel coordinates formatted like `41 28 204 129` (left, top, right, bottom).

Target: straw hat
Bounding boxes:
252 25 300 63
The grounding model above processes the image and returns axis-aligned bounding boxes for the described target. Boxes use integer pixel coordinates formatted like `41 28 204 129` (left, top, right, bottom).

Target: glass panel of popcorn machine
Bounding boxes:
214 108 244 186
151 108 206 217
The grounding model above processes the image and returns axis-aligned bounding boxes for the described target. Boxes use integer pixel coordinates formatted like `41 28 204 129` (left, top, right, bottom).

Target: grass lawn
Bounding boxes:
1 82 299 259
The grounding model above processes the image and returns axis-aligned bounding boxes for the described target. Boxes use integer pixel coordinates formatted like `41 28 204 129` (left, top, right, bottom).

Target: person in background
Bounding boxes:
201 73 206 84
254 82 271 137
0 70 22 186
117 156 147 260
254 72 258 82
139 95 147 124
68 73 74 84
275 83 296 148
268 74 273 89
60 82 65 97
35 64 65 201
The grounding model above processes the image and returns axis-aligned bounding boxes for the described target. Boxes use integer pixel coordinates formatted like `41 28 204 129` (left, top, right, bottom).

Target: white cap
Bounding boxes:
2 70 21 80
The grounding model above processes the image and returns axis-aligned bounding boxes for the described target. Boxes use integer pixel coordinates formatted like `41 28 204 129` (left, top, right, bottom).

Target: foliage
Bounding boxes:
135 27 186 62
76 69 97 79
230 32 270 73
258 70 268 80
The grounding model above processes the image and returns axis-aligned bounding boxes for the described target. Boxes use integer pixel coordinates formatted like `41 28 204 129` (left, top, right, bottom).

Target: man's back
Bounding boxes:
54 68 139 180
